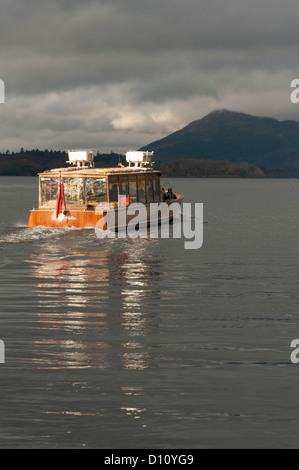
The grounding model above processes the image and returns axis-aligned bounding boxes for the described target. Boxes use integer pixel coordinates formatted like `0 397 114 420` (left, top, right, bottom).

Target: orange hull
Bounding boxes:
27 209 104 228
27 195 183 228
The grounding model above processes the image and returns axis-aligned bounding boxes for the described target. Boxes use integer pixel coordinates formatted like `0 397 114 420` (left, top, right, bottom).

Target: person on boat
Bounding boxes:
168 188 176 200
163 188 176 201
162 188 169 201
119 195 129 206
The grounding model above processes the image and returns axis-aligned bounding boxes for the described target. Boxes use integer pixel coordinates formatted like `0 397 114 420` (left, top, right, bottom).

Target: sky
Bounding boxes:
1 0 299 153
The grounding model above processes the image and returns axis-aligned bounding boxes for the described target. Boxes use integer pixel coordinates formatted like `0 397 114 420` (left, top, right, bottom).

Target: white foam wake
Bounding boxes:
0 225 83 244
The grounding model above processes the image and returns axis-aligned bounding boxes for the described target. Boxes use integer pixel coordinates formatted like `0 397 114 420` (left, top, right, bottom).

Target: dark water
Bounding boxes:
0 176 299 449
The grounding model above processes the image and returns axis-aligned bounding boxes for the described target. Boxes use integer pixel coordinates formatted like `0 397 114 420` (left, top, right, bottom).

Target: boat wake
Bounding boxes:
0 225 84 245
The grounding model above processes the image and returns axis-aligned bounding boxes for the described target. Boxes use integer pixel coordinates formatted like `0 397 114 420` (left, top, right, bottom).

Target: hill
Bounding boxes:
140 109 299 175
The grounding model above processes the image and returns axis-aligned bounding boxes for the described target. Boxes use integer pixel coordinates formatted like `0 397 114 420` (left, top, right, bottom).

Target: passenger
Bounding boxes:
119 195 128 206
168 188 176 199
162 188 168 201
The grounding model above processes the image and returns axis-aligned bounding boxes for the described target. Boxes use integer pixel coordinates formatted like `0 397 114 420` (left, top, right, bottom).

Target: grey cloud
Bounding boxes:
2 0 299 56
1 0 299 152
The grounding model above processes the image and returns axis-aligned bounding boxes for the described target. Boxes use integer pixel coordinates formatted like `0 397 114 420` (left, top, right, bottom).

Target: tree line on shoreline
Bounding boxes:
0 148 265 177
0 149 125 176
156 158 264 178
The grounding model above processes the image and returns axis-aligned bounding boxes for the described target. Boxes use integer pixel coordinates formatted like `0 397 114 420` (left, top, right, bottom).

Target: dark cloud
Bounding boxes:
0 0 299 152
1 0 299 55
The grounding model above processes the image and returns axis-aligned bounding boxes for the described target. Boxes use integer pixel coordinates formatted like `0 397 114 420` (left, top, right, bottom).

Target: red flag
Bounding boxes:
56 175 64 218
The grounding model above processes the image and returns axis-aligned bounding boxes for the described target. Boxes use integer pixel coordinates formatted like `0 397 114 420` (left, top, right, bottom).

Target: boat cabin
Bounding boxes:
28 150 181 228
39 167 162 210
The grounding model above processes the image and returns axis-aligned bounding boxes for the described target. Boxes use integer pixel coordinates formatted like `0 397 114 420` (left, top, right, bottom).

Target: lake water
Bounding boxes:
0 176 299 449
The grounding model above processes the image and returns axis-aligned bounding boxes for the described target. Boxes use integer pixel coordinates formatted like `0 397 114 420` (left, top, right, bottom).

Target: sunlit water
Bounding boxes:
0 176 299 448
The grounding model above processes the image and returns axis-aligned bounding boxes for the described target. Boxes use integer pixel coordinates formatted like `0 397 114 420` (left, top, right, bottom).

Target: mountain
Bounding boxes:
140 110 299 174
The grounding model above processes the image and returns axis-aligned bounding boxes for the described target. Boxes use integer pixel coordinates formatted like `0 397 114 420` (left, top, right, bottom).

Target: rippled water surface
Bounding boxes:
1 176 299 448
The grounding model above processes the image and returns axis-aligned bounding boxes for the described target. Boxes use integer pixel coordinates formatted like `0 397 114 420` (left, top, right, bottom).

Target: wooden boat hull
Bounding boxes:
27 208 104 228
27 194 183 229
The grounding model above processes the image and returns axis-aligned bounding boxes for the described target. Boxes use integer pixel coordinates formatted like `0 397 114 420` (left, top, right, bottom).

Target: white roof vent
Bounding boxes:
67 150 94 167
125 150 154 168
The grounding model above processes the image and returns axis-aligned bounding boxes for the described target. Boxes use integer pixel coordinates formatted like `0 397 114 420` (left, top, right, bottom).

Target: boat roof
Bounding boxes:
39 166 161 177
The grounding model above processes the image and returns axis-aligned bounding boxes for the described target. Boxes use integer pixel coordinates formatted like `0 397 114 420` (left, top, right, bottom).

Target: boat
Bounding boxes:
27 149 183 229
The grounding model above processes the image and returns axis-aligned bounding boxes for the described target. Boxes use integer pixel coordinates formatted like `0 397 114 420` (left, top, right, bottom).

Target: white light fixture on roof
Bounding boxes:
67 150 94 168
125 150 154 168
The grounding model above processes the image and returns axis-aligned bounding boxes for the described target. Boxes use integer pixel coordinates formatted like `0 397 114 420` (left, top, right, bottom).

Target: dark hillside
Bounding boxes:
140 109 299 173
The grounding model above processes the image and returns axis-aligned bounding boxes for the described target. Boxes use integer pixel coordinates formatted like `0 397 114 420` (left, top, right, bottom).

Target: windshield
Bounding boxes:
40 176 108 206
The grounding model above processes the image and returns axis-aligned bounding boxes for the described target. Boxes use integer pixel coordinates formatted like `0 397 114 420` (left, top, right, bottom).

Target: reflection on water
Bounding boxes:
25 234 161 370
3 178 299 448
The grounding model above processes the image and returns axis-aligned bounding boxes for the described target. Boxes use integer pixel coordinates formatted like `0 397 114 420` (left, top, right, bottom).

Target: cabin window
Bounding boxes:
85 177 107 204
153 179 160 202
40 177 58 206
129 181 137 203
146 180 153 203
138 180 146 203
109 183 118 203
63 177 85 206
